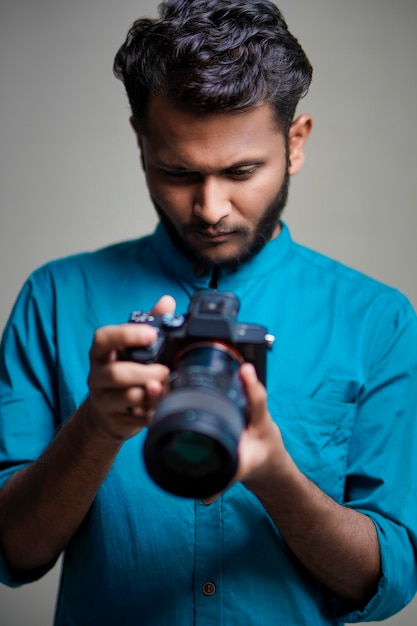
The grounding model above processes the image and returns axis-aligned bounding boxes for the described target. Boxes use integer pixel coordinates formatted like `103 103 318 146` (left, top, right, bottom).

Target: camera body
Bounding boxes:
122 290 271 383
121 291 274 498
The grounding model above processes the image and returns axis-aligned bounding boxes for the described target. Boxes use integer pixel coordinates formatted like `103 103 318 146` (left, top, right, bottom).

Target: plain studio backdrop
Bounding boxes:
0 1 416 624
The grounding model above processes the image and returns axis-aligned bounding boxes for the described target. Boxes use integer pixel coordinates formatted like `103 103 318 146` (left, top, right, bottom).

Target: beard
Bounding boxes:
152 168 290 272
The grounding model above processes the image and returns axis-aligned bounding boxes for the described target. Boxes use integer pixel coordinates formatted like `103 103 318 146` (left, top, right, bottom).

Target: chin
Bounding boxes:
198 247 255 271
189 243 241 267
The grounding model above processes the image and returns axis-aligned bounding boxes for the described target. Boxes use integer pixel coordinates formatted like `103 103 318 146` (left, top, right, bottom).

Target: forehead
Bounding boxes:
141 94 285 166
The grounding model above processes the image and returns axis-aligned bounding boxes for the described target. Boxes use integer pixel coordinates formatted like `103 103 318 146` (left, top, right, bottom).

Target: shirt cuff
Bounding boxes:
336 510 417 622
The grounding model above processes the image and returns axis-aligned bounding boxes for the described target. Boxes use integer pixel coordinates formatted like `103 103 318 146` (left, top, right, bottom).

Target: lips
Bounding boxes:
195 231 231 243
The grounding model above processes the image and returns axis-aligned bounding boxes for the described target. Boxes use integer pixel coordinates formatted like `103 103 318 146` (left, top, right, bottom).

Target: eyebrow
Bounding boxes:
154 158 266 173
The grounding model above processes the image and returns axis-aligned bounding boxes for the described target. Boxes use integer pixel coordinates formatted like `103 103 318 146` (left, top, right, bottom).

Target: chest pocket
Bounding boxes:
268 391 357 503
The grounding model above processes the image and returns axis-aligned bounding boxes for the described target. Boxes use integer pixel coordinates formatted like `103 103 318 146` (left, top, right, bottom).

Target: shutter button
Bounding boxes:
202 582 216 596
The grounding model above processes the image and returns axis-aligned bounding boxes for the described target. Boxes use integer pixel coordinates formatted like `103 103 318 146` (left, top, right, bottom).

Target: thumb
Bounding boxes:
150 295 176 316
240 362 268 425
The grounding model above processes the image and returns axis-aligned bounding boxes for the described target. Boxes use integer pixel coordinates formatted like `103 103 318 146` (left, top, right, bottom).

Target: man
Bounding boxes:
0 1 416 624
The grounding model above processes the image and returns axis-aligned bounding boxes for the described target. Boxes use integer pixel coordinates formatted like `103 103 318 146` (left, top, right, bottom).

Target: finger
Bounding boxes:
144 378 169 409
89 361 170 391
150 295 176 316
124 379 167 415
90 324 158 363
90 380 165 419
95 387 149 414
125 378 166 407
239 363 268 425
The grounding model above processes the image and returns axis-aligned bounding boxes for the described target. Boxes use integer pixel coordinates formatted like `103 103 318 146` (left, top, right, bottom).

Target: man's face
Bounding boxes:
138 95 301 270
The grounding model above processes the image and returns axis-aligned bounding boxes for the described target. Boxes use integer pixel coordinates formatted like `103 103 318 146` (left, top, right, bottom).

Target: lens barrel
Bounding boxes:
143 343 245 498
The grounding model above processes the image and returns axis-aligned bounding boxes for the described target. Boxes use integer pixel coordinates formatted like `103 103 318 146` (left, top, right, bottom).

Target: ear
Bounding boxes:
288 113 313 176
130 116 146 171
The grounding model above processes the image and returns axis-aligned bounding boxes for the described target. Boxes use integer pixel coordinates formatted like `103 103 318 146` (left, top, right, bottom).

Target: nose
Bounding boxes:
192 176 232 225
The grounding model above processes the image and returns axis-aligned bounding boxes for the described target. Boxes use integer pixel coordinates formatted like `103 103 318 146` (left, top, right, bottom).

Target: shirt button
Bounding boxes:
202 581 216 596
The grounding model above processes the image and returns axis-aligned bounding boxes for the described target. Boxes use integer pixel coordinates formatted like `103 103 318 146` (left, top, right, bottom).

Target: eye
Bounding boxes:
228 166 258 180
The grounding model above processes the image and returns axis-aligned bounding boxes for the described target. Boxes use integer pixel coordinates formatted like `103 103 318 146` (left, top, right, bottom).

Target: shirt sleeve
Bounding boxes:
0 268 59 585
338 293 417 622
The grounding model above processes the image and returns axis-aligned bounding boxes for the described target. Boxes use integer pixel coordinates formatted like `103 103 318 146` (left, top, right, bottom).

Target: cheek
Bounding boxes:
146 175 190 218
235 178 281 217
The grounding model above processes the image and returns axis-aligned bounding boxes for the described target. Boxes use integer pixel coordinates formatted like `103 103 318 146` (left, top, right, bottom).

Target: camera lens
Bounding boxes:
143 343 246 498
160 430 223 477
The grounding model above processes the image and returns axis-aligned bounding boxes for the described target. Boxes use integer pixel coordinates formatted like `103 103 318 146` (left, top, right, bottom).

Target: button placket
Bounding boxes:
194 499 223 624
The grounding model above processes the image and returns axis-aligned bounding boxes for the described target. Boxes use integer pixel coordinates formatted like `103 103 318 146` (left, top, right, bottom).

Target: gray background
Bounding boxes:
0 0 416 624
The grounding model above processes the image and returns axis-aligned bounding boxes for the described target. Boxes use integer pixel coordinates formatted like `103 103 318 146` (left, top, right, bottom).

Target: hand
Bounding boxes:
202 363 290 504
236 363 290 489
86 296 176 442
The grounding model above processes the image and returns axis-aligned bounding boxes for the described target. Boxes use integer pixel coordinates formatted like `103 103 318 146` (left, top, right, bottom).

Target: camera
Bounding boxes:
120 291 274 498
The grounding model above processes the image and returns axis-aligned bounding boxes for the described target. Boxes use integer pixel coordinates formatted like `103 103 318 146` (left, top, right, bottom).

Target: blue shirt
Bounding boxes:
1 223 417 625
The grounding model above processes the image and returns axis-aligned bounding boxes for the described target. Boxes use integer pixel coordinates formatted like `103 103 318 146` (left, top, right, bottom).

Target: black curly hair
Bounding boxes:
114 0 312 134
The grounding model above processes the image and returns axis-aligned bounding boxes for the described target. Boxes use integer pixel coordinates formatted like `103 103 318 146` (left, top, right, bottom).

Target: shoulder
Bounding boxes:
35 235 152 275
24 234 154 291
291 236 411 307
7 235 155 325
283 233 417 347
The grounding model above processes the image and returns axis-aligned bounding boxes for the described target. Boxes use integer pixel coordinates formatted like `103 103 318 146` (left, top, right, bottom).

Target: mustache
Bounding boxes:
183 222 246 236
